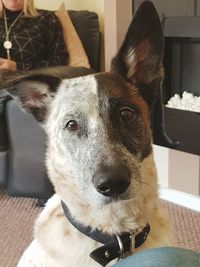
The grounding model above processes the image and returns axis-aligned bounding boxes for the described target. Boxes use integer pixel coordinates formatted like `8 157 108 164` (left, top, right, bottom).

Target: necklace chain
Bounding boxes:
3 9 23 59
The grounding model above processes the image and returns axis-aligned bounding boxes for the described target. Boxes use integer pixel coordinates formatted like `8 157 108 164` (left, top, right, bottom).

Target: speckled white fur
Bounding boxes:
16 72 174 267
17 154 173 267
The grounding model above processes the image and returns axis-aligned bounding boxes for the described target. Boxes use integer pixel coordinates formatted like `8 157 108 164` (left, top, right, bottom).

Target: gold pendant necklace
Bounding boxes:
3 10 23 60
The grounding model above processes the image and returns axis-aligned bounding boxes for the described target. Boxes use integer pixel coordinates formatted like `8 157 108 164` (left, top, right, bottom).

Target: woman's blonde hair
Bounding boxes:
0 0 39 17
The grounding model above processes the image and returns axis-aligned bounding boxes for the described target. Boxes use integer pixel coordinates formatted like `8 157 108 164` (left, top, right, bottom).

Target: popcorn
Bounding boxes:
166 91 200 113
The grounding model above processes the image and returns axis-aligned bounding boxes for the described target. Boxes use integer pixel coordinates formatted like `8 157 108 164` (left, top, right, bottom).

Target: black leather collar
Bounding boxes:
61 200 150 266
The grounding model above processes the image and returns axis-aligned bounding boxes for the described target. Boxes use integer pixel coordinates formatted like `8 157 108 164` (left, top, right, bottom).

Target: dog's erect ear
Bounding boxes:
111 1 164 106
0 70 61 123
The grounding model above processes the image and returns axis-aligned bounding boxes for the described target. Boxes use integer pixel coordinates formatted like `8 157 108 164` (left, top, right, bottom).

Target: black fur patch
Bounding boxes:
95 73 152 160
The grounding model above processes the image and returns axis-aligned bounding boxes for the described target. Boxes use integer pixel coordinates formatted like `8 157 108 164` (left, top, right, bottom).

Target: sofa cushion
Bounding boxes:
55 8 100 72
68 10 100 72
55 4 90 69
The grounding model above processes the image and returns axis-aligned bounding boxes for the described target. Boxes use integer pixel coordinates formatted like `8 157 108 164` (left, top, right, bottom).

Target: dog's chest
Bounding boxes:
35 221 114 267
18 239 105 267
34 195 112 267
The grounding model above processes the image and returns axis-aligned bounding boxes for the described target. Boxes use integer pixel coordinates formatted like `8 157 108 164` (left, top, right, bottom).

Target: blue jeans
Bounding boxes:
113 247 200 267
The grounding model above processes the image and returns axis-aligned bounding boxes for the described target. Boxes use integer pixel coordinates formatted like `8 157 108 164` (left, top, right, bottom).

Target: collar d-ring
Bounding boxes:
116 234 125 260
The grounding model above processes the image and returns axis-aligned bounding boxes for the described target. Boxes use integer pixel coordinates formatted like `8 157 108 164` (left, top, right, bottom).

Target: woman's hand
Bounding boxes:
0 58 17 70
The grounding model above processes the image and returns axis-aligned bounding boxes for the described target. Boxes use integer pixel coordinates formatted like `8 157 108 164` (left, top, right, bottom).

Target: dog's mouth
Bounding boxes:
95 177 130 197
102 193 130 205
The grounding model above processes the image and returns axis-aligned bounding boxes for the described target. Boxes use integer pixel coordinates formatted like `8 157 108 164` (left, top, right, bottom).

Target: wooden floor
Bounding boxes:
0 190 200 267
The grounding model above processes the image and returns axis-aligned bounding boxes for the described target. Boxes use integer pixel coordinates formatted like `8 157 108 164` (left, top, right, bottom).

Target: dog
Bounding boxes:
1 1 173 266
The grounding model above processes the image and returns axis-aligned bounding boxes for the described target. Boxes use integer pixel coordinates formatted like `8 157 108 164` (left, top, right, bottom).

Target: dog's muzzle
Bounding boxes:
92 165 130 198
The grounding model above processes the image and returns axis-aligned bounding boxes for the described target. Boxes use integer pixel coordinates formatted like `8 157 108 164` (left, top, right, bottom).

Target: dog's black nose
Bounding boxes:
92 166 130 197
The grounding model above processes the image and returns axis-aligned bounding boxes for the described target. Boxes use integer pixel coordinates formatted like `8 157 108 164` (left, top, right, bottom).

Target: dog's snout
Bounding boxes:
92 166 130 197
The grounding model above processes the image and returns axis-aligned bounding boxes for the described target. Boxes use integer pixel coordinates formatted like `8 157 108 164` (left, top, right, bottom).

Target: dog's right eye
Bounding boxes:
120 107 135 121
65 120 79 131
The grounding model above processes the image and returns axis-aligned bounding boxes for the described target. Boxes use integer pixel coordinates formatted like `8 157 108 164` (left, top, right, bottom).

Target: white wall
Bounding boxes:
104 0 132 71
34 0 62 10
154 145 200 196
153 145 169 187
34 0 104 28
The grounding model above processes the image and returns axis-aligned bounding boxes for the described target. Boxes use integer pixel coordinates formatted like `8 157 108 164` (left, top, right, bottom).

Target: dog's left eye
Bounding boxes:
66 120 79 131
120 107 135 121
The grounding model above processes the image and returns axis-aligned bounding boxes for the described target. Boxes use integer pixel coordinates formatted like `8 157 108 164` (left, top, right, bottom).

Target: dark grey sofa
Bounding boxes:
0 10 100 198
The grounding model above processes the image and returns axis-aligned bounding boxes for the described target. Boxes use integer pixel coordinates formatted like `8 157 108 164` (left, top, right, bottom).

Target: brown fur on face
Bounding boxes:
95 72 152 159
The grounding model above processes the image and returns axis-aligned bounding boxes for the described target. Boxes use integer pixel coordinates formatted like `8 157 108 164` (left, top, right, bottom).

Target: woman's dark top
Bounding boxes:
0 9 68 70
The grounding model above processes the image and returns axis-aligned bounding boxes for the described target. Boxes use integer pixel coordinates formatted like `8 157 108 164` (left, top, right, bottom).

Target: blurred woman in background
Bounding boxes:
0 0 68 71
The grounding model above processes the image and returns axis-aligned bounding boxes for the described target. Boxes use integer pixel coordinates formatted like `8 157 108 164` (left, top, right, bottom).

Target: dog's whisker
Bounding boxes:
139 180 155 190
131 138 139 146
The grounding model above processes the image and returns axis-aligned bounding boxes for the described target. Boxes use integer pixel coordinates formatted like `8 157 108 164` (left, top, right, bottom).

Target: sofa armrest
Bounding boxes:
0 151 8 187
6 100 54 198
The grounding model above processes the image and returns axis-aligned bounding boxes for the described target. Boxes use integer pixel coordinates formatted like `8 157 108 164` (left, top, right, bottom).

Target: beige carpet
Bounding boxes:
0 191 40 267
161 200 200 252
0 190 200 267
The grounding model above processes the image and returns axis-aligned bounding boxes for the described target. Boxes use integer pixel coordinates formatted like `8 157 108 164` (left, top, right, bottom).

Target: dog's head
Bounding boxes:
0 1 163 207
